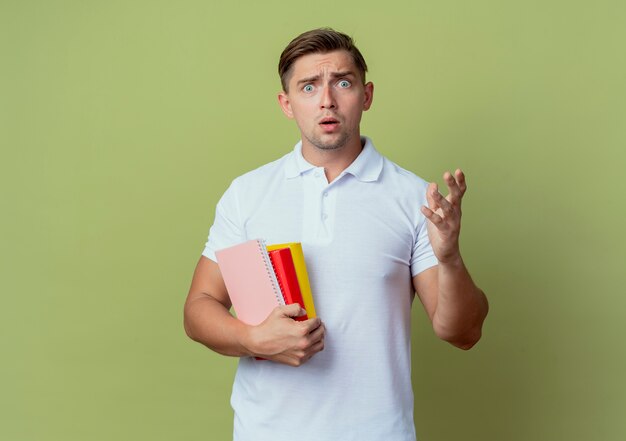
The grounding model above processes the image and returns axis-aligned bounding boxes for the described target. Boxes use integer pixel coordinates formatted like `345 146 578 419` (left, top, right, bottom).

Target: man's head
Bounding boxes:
278 28 368 93
277 28 374 153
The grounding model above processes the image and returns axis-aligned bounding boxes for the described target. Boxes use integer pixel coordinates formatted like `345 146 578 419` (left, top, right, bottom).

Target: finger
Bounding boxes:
444 171 462 205
428 182 452 214
281 354 302 367
301 337 325 364
307 322 325 342
421 205 446 229
429 183 454 216
308 338 324 354
455 169 467 196
426 182 440 211
300 316 322 333
434 185 454 214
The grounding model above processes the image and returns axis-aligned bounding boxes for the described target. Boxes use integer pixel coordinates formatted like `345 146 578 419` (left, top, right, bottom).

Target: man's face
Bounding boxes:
278 50 373 152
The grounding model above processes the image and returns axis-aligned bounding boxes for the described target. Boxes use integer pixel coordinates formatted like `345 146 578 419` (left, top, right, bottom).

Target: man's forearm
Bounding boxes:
432 256 489 349
184 294 253 357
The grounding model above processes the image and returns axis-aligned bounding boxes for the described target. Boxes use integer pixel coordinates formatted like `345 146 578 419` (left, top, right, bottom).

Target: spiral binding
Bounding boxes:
257 239 284 305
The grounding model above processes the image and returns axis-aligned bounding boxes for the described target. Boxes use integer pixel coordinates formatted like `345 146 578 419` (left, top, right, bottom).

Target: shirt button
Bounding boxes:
323 192 328 198
314 171 321 178
322 213 328 220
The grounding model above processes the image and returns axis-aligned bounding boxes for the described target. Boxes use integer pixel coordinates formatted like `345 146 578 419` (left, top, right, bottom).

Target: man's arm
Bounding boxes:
183 256 325 366
413 169 489 350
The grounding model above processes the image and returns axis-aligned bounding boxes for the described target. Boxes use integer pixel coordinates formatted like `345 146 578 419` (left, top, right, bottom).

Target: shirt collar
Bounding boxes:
284 136 383 182
284 140 317 179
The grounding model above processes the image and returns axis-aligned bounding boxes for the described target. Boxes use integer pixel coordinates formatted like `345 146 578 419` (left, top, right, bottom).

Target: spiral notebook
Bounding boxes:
215 239 285 326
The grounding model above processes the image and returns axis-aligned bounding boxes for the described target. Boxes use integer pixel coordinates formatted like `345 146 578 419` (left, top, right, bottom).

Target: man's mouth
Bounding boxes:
319 117 340 131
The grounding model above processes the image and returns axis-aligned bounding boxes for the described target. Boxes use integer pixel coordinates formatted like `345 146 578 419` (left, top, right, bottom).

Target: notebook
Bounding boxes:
215 239 284 326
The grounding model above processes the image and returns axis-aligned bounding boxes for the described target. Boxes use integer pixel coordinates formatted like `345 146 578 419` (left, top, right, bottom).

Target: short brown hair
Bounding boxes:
278 28 368 92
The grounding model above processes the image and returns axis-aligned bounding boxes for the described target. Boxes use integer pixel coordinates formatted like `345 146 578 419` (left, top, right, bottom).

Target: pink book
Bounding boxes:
215 239 284 326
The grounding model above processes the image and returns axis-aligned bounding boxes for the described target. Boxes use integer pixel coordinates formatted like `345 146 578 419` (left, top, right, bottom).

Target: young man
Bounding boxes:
184 28 488 441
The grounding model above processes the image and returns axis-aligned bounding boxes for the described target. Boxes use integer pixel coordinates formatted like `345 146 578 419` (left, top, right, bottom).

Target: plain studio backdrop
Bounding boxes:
1 1 625 440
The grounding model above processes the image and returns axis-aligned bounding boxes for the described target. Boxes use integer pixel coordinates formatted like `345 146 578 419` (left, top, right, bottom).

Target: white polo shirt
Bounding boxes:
203 137 438 441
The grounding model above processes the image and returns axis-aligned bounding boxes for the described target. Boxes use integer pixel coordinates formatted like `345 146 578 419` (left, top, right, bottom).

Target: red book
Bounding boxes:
268 248 308 321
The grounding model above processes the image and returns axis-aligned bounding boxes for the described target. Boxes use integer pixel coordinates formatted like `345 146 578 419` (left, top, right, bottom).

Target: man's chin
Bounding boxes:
307 133 350 151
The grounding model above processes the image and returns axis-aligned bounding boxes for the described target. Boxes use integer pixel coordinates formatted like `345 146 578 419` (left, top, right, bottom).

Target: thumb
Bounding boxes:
280 303 307 318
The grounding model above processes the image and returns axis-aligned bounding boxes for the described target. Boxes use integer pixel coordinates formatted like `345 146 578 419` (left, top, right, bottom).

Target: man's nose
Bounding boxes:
320 86 336 109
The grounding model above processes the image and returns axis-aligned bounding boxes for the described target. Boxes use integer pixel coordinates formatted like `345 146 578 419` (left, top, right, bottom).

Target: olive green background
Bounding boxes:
2 1 625 440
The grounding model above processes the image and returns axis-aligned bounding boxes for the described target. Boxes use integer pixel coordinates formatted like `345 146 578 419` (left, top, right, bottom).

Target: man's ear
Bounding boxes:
363 82 374 111
277 91 294 118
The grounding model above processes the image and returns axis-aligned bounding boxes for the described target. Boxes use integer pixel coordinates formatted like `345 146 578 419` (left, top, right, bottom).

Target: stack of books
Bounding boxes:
215 239 317 325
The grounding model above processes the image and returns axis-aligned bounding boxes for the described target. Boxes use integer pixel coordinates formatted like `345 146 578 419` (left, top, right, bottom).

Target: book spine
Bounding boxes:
268 248 307 322
269 243 316 319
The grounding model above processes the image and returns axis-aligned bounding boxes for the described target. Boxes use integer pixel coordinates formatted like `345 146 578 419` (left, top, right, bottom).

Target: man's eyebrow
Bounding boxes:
330 71 356 79
296 71 357 86
296 75 320 86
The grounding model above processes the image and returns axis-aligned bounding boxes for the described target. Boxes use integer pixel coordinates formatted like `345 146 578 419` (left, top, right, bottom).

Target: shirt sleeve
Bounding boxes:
410 214 439 277
202 180 245 262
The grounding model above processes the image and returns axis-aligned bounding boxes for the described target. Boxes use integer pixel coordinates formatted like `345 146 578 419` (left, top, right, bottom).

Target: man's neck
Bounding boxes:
301 136 364 183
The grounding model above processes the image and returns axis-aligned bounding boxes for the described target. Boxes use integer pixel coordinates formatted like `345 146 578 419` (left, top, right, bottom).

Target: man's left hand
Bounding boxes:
420 169 467 264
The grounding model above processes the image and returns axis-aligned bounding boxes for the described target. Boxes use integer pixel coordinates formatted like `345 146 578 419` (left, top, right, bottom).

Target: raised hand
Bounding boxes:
420 169 467 264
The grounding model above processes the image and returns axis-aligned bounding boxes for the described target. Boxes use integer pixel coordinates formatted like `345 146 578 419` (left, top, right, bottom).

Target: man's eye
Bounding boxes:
303 84 314 93
338 80 351 88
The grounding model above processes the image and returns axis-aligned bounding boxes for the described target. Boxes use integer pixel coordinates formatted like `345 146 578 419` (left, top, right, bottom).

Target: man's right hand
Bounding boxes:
184 256 324 367
245 303 325 366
